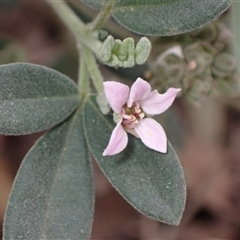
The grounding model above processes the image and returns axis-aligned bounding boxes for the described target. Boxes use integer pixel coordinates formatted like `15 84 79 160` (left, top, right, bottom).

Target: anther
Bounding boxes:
139 112 145 119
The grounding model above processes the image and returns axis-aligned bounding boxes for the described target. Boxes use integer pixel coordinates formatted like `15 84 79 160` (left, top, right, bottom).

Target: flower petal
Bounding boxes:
135 118 167 153
104 81 129 113
103 121 128 156
140 88 181 115
127 78 151 107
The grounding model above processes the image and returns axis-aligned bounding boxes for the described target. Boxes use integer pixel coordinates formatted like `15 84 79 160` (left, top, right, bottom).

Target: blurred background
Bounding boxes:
1 1 240 239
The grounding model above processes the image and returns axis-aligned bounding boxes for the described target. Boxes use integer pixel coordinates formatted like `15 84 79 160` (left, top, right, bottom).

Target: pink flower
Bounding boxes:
103 78 181 156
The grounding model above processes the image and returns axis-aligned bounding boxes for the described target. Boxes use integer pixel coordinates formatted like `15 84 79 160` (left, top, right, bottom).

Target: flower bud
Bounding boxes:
189 23 217 42
185 76 213 102
213 75 240 96
184 43 213 75
212 52 236 79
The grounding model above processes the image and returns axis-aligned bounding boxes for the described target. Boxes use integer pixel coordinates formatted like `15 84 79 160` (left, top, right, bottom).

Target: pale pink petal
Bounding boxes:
103 121 128 156
140 88 181 115
104 81 129 113
135 118 167 153
127 78 151 107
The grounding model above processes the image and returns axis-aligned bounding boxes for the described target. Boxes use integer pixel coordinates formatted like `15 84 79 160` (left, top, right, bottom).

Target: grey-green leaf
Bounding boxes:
3 107 94 240
0 63 80 135
82 0 231 36
83 96 186 225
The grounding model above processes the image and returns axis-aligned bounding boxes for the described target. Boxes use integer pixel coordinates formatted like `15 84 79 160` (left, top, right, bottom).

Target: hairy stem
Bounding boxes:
47 0 105 97
78 46 89 97
88 0 115 31
83 47 104 94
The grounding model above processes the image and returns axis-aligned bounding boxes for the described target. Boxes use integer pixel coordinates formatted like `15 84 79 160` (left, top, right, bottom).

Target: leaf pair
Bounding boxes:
1 63 93 239
2 63 186 239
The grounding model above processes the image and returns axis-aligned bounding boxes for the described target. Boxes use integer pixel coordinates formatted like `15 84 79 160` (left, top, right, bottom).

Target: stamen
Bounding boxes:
132 119 139 124
121 113 132 120
139 112 145 119
129 115 136 122
134 106 141 114
121 102 145 128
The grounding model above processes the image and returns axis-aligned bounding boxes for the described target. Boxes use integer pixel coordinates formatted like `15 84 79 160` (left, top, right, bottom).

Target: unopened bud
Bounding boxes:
214 52 236 72
185 77 212 102
214 76 240 97
156 45 183 64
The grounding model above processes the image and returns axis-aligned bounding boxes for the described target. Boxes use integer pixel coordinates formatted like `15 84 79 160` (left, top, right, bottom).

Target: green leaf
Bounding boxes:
3 106 94 240
0 63 80 135
82 0 231 36
83 95 186 225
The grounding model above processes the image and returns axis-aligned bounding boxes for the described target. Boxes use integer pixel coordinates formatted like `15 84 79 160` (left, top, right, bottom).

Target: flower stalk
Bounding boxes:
78 46 89 97
83 46 104 94
47 0 105 97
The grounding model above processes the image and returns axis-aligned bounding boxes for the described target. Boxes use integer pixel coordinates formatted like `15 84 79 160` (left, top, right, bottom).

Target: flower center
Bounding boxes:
121 103 145 129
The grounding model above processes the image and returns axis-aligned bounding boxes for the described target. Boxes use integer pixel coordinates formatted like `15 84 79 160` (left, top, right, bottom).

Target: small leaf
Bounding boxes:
97 35 151 68
83 95 186 225
82 0 231 36
3 106 94 240
135 37 151 65
0 63 80 135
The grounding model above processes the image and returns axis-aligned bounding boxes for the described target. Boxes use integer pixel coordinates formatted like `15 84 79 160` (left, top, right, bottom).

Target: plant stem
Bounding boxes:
88 0 115 31
47 0 105 96
46 0 101 53
78 46 89 97
83 46 104 94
